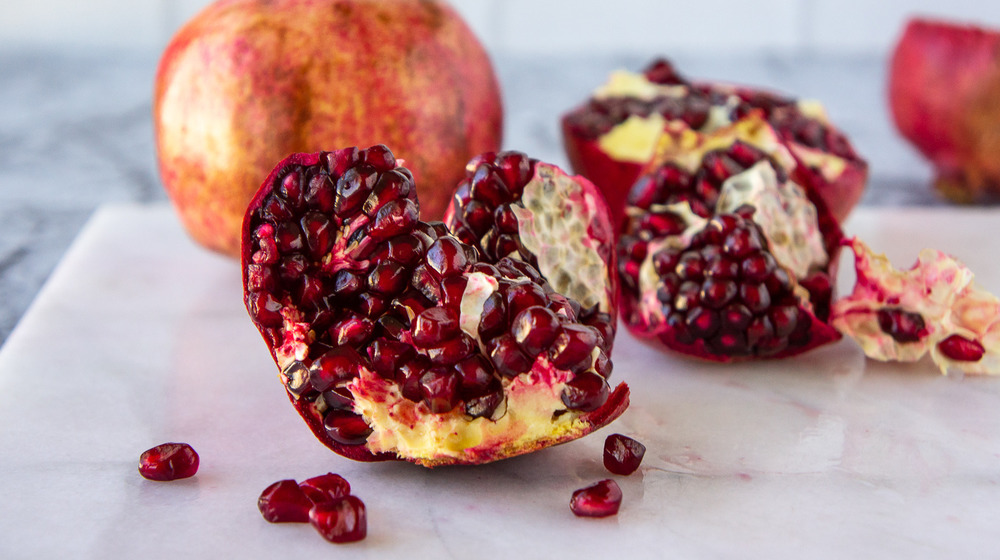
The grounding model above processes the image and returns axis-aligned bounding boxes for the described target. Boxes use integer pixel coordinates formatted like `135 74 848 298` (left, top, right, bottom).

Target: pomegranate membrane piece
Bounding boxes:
138 442 199 481
242 146 628 467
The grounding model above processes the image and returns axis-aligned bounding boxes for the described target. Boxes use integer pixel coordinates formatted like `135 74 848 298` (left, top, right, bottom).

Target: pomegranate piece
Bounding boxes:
242 146 629 467
299 472 351 504
618 116 843 361
570 479 622 518
889 18 1000 203
831 238 1000 375
138 442 199 481
561 58 867 227
258 480 313 523
310 495 367 543
603 434 646 475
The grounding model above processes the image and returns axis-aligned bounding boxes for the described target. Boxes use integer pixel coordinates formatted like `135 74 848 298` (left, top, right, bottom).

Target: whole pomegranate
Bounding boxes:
242 145 627 466
155 0 503 257
562 58 867 228
889 17 1000 203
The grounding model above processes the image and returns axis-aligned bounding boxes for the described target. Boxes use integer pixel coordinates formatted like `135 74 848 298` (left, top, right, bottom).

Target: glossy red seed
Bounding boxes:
412 307 461 347
323 409 372 446
488 334 534 378
549 324 600 370
310 495 367 543
258 479 312 523
299 473 351 505
138 442 199 481
511 306 561 357
603 434 647 475
425 335 476 366
937 334 985 362
561 371 610 412
310 346 365 392
570 479 622 518
420 368 461 413
425 237 468 278
877 308 926 343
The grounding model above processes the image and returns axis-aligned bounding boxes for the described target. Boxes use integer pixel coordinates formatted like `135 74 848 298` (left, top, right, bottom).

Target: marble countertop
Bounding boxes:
0 48 946 346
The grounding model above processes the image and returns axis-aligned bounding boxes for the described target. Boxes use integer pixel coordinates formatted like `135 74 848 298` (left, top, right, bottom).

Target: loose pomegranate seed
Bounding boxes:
937 334 985 362
603 434 646 475
138 442 199 481
310 495 367 543
258 479 312 523
570 479 622 518
299 473 351 504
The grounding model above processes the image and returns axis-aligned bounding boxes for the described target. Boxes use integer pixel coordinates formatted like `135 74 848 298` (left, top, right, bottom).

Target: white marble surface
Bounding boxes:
1 203 998 558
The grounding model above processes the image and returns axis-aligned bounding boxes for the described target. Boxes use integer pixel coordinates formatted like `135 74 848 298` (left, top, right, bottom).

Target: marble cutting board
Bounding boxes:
0 203 998 559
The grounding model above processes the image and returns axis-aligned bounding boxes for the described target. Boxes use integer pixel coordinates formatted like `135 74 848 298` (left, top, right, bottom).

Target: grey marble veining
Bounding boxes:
0 48 951 345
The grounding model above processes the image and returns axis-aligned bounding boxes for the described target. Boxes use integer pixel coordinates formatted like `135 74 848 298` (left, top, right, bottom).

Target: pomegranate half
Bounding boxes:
241 146 628 466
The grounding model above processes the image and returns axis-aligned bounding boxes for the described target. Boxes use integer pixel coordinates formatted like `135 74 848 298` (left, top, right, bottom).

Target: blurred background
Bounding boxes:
2 0 1000 343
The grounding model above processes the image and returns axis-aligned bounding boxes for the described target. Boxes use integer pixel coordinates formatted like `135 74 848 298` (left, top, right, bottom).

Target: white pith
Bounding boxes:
831 238 1000 375
459 271 499 342
511 163 611 314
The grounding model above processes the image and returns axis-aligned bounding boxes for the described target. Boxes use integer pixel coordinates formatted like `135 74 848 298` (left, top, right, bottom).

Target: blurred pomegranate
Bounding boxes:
889 17 1000 202
155 0 503 257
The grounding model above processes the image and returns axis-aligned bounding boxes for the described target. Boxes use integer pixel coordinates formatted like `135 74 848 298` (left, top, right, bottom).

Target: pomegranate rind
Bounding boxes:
831 238 1000 375
889 18 1000 203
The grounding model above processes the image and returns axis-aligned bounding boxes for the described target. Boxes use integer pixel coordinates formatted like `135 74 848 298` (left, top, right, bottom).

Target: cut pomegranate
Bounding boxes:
138 442 199 481
444 151 619 353
570 479 622 518
258 480 313 523
242 146 629 466
561 58 867 227
889 18 1000 203
618 116 843 361
603 433 646 475
831 238 1000 375
309 495 367 543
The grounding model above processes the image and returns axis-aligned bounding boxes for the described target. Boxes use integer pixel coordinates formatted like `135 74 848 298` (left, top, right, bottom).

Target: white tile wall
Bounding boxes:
3 0 1000 55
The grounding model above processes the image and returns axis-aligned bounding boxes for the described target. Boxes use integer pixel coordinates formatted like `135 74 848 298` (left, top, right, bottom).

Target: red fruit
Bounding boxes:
618 117 843 361
603 434 646 475
444 151 619 353
138 442 199 481
155 0 503 257
299 473 352 505
309 495 367 544
561 58 867 227
570 479 622 518
889 18 1000 203
258 480 312 523
242 146 629 466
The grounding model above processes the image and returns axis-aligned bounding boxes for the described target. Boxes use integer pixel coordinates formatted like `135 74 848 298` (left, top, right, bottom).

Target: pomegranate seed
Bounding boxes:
937 334 985 362
511 306 562 357
412 307 461 347
603 434 646 475
470 164 511 206
877 308 926 343
299 473 351 504
570 479 622 518
309 495 367 543
455 355 496 397
361 143 396 171
488 334 533 378
138 442 199 481
309 346 365 392
369 199 419 240
323 409 372 446
258 479 312 523
561 371 610 412
426 336 476 366
334 164 376 217
425 237 468 278
420 368 461 413
549 324 599 371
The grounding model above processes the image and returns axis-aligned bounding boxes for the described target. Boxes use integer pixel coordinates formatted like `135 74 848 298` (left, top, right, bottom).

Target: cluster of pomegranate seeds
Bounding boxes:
570 479 623 518
258 473 366 543
138 442 199 481
603 434 646 475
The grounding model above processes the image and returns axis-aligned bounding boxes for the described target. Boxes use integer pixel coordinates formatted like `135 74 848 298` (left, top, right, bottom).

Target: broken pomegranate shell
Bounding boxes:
889 18 1000 203
138 442 199 481
242 146 629 467
603 433 645 475
570 479 622 518
443 151 619 352
618 116 843 362
561 58 867 227
831 238 1000 375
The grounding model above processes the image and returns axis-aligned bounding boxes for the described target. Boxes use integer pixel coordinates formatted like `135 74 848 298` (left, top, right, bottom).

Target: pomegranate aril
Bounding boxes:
470 164 511 206
361 143 396 172
425 237 468 278
488 334 534 378
328 314 374 347
334 164 376 217
570 479 622 518
561 371 609 412
740 283 772 314
686 307 720 338
465 389 504 419
299 473 351 505
550 324 599 370
425 335 476 366
397 359 429 402
420 368 461 413
323 409 372 446
309 346 366 391
369 338 414 378
937 334 985 362
700 278 737 309
310 495 367 544
368 261 408 295
603 434 646 475
138 442 199 481
504 282 548 312
877 308 926 343
455 355 496 396
283 361 312 397
247 291 282 327
478 292 508 339
511 306 562 357
258 479 312 523
322 387 354 410
305 172 336 213
412 307 461 347
369 199 419 241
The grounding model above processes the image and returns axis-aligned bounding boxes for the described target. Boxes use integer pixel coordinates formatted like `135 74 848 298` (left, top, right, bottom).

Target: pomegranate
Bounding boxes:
570 479 622 518
618 116 843 361
443 151 619 351
889 18 1000 202
561 58 867 227
258 473 353 524
155 0 503 257
310 495 367 543
242 146 628 466
831 238 1000 375
138 442 199 481
603 433 645 475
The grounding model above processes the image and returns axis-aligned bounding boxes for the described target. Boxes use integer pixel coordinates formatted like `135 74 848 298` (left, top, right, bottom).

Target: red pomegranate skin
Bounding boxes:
889 17 1000 202
155 0 503 257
